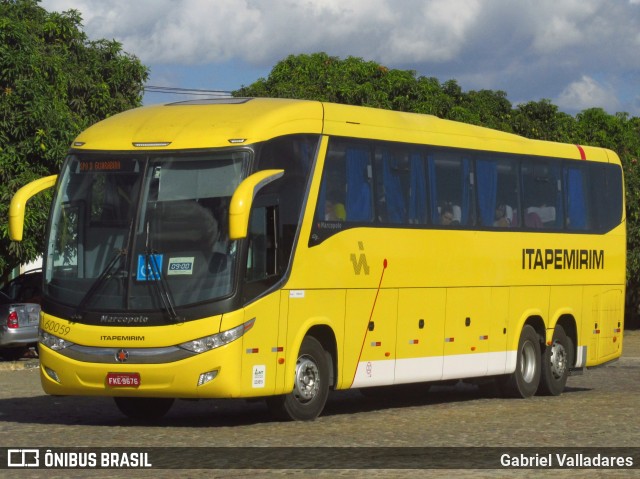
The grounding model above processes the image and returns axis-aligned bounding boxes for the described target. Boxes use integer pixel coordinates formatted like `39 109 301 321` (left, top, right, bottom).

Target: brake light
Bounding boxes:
7 310 19 329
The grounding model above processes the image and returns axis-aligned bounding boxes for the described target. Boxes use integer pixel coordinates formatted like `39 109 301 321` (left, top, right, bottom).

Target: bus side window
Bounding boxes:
374 147 428 225
408 153 428 224
564 165 589 231
344 146 373 222
521 160 563 229
376 148 407 224
429 154 472 226
246 205 278 282
476 157 518 228
590 163 623 232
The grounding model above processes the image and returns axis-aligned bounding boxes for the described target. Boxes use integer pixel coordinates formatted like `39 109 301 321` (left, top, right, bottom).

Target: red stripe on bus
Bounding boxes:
576 144 586 160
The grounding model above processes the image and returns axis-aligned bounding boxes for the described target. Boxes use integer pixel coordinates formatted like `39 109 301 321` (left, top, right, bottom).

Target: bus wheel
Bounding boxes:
538 325 574 396
113 397 174 421
499 325 541 398
267 336 330 421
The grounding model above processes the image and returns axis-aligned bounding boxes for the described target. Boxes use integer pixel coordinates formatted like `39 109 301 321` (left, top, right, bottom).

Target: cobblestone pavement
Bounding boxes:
1 330 639 478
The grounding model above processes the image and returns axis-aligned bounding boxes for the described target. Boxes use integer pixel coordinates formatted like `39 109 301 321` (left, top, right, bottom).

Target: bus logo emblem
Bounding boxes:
350 241 370 275
115 349 129 363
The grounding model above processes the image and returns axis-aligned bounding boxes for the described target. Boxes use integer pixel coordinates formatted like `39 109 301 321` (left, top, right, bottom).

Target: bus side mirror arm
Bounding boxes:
229 169 284 240
9 175 58 241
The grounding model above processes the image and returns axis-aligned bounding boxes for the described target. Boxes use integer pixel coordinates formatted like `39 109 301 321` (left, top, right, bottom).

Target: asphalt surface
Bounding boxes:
1 330 639 479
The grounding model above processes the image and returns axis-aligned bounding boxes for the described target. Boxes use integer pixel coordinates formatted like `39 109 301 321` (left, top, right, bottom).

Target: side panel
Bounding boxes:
581 286 624 366
239 293 281 397
488 287 509 375
283 289 345 392
394 288 446 384
442 288 491 379
348 289 398 388
597 289 624 361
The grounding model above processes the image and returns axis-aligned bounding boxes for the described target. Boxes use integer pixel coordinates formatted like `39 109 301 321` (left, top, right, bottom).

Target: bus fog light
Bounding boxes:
44 366 61 383
198 370 218 386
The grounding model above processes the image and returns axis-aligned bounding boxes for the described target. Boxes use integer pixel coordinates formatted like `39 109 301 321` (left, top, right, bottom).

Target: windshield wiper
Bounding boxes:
72 249 126 321
144 221 182 323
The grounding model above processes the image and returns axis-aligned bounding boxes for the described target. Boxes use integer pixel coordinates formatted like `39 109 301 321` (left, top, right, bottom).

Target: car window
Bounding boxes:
1 271 42 303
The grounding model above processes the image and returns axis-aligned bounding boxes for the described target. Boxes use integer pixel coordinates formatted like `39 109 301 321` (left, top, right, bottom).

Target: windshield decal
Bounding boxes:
137 254 163 281
167 257 195 276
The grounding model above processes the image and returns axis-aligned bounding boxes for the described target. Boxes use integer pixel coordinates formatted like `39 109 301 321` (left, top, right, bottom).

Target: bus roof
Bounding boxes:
71 97 617 164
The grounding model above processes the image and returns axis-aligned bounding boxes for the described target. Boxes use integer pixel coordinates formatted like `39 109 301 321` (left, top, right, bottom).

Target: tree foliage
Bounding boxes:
237 53 640 326
0 0 148 282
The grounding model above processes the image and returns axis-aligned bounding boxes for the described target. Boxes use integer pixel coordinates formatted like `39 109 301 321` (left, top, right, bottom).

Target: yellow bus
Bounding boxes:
9 98 625 421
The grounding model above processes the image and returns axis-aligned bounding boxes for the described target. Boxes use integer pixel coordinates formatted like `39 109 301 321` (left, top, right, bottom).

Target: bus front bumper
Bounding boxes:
38 341 244 399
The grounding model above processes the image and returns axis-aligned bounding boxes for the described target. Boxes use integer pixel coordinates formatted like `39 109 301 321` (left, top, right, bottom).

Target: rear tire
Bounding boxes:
499 325 541 398
113 397 174 421
538 325 574 396
266 336 330 421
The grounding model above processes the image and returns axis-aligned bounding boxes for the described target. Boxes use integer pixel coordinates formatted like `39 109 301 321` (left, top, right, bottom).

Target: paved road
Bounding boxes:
1 331 639 478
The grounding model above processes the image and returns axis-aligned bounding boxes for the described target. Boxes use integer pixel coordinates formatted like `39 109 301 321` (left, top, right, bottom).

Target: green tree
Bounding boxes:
236 53 451 113
0 0 148 282
511 99 577 142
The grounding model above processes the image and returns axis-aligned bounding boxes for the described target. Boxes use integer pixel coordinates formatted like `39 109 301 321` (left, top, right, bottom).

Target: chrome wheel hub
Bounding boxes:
549 340 567 379
520 340 537 383
294 356 320 402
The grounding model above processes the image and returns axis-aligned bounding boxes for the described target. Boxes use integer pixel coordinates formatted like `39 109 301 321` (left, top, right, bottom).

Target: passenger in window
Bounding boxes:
494 204 511 227
324 190 346 221
524 211 543 228
440 204 459 226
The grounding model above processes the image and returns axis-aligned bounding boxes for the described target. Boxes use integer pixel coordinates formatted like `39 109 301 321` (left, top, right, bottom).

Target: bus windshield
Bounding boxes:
45 151 251 320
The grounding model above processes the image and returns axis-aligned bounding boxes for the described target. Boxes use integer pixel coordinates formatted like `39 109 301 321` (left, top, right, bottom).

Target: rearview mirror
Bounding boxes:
9 175 58 241
228 169 284 240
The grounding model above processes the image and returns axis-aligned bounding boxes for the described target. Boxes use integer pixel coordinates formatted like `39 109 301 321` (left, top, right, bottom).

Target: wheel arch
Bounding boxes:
306 324 337 389
522 314 546 346
550 314 578 368
505 313 545 374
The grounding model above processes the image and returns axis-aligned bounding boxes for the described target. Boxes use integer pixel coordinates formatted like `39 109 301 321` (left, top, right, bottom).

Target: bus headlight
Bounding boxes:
179 318 255 353
39 330 74 351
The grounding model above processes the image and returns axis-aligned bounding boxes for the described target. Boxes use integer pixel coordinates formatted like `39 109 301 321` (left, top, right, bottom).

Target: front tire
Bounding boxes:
113 397 174 421
266 336 330 421
538 325 574 396
499 325 541 398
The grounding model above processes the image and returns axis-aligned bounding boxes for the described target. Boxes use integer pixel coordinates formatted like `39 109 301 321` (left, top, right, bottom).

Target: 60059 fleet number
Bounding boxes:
43 320 71 336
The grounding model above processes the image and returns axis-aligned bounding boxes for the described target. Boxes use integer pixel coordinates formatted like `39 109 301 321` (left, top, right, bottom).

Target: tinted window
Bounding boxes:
310 137 623 245
521 159 563 229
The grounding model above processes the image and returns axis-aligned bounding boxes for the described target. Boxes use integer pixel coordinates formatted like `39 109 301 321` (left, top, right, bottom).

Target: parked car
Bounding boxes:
0 270 42 360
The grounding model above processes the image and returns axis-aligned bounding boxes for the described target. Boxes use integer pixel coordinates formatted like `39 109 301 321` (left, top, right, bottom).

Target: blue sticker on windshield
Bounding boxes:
137 254 163 281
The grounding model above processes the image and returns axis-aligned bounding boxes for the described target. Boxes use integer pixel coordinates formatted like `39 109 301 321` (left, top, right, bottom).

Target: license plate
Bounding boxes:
106 372 141 388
